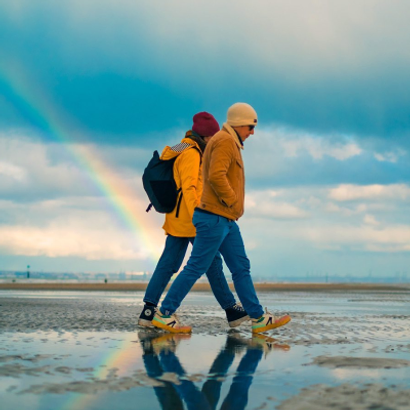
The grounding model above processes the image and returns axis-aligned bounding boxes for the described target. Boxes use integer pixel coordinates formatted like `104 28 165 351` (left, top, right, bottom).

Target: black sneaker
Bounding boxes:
224 333 249 354
138 330 157 354
225 303 250 328
138 304 156 327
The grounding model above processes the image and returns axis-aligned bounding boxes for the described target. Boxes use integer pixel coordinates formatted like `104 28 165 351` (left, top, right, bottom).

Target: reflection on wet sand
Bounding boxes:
139 331 290 410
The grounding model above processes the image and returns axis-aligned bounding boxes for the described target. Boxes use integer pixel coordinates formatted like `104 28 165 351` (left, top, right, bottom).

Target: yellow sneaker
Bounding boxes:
152 310 192 334
251 308 291 334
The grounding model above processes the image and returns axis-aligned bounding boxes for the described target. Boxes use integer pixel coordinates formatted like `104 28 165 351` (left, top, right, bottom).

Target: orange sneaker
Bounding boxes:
152 310 192 334
251 308 291 334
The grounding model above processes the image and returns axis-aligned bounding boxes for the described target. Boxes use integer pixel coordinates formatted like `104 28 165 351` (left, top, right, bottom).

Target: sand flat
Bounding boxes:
0 288 409 410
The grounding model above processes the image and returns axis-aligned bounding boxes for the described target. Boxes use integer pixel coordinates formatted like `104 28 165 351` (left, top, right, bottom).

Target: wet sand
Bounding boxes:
0 288 409 409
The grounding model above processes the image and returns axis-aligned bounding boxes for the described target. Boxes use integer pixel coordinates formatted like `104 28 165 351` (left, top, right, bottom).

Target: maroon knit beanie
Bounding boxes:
192 112 220 137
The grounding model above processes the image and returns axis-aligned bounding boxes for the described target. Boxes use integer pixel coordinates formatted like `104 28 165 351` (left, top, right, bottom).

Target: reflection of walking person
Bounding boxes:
139 331 289 410
203 335 264 410
140 332 184 410
153 103 291 334
139 112 249 330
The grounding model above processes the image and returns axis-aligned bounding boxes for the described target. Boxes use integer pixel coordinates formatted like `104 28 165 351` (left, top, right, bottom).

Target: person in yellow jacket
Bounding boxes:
139 112 249 328
153 103 292 334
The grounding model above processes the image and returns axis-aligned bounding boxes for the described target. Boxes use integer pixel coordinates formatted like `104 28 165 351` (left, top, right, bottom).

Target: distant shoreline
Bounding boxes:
0 282 408 292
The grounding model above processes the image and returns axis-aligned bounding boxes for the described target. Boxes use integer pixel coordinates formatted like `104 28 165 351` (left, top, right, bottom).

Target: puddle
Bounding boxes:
0 329 409 410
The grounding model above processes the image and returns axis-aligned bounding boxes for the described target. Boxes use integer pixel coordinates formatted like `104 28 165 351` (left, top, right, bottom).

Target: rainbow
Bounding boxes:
59 334 143 410
0 60 163 262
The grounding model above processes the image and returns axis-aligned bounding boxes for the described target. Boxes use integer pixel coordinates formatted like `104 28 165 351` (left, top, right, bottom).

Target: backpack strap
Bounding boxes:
174 144 202 218
175 188 183 218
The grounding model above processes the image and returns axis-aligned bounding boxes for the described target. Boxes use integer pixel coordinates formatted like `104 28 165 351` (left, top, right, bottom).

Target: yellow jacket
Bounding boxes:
161 135 203 237
199 124 245 220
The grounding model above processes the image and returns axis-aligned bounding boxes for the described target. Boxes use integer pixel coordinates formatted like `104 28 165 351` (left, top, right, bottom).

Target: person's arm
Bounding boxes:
177 148 201 219
208 139 237 207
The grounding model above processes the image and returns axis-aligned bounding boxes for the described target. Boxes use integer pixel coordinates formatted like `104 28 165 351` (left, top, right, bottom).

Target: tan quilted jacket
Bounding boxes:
199 124 245 220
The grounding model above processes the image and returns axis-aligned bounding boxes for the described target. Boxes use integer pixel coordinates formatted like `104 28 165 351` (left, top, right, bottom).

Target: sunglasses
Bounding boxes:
248 125 255 131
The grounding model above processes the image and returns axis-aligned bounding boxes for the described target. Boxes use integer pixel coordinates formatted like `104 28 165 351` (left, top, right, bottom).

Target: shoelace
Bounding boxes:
264 307 274 317
232 303 244 311
157 308 180 323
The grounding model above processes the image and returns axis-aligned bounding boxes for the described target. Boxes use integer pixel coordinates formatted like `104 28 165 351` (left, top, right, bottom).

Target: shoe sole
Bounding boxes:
138 318 154 328
228 314 250 328
252 315 291 334
152 319 192 334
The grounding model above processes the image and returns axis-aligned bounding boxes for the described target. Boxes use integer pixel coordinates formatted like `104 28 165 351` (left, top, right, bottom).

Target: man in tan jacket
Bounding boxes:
153 103 291 334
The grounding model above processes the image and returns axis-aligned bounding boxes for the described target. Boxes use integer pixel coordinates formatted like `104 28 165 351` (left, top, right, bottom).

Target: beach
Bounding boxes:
1 285 410 409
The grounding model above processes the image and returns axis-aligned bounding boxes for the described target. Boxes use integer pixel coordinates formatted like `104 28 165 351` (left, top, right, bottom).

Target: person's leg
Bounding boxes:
159 350 212 410
159 212 230 315
219 348 263 410
204 250 250 326
219 222 264 319
143 235 190 306
220 222 291 333
140 334 184 410
198 242 236 310
201 336 237 410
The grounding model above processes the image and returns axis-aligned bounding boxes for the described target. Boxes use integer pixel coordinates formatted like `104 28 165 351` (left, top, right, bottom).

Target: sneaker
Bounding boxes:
251 308 291 334
152 310 192 334
225 303 250 328
138 330 159 354
224 331 250 353
138 304 156 327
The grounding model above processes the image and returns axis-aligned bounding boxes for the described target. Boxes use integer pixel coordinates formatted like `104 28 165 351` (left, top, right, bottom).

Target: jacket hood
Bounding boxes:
160 135 200 161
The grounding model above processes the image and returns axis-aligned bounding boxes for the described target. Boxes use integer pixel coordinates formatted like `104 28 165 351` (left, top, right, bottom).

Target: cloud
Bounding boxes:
329 184 410 202
0 161 26 181
302 224 410 253
240 182 410 260
0 224 147 260
0 132 93 201
246 190 308 220
0 133 165 261
0 196 164 260
374 149 407 163
243 124 410 189
0 132 159 202
363 214 380 226
266 126 362 161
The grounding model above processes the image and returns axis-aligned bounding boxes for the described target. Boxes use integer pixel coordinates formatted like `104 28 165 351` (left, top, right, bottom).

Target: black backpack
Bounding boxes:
142 144 201 215
142 150 181 214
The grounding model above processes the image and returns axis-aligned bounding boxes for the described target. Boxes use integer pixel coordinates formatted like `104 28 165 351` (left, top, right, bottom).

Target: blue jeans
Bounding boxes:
202 337 263 410
219 348 263 410
161 210 264 319
144 234 236 310
142 352 184 410
160 350 212 410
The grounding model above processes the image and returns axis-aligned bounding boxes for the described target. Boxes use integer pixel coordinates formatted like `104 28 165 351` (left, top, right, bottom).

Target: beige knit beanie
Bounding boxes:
226 103 258 127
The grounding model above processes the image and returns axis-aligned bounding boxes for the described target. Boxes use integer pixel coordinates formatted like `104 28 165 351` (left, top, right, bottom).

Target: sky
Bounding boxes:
0 0 409 279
